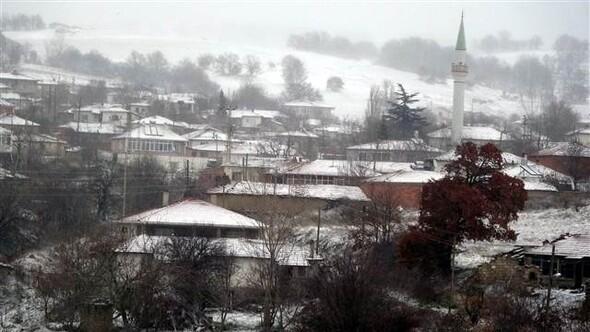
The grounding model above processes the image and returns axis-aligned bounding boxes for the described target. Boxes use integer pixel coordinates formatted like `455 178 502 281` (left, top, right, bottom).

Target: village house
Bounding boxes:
530 142 590 185
0 99 15 113
156 93 198 119
134 115 191 134
59 122 125 151
221 157 289 182
272 159 413 186
111 124 188 157
115 199 312 287
15 133 67 159
207 181 370 217
0 127 14 154
230 109 285 131
62 104 139 128
188 140 294 165
282 101 335 120
128 102 150 117
566 128 590 146
0 72 39 97
426 126 512 150
0 113 40 133
271 130 319 160
346 139 442 163
360 170 444 209
115 199 260 239
184 126 230 146
523 234 590 288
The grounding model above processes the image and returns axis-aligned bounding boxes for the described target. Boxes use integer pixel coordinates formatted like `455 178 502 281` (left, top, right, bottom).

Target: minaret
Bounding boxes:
451 13 468 146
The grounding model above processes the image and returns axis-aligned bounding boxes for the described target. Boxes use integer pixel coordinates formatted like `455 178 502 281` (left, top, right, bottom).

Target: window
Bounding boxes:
126 139 175 153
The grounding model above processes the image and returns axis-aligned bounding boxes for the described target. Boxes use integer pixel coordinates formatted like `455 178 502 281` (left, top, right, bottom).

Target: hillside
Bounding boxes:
6 29 526 120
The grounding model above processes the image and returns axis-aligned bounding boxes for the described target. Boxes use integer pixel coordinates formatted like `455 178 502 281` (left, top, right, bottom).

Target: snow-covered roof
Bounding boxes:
190 140 294 156
60 122 124 135
0 72 38 81
283 101 334 109
522 180 557 192
566 128 590 136
16 133 66 144
314 125 359 135
208 181 370 202
184 128 228 141
157 93 198 104
0 167 27 180
273 130 319 139
502 163 572 185
114 124 188 142
427 126 511 141
525 234 590 259
134 115 189 128
346 139 442 152
0 92 22 100
129 102 150 107
0 83 8 89
281 159 413 177
0 99 14 107
123 235 310 266
534 142 590 157
230 109 283 119
434 150 523 165
64 104 135 115
0 114 39 127
364 170 444 184
222 157 288 169
118 200 260 229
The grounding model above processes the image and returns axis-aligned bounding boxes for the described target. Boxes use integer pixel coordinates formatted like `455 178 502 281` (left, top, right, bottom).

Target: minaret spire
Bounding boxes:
450 13 468 146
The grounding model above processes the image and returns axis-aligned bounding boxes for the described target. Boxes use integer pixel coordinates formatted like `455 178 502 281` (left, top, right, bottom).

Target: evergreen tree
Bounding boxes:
383 84 427 140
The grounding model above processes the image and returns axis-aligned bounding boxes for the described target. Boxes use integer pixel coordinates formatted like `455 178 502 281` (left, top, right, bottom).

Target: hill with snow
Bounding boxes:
6 28 526 120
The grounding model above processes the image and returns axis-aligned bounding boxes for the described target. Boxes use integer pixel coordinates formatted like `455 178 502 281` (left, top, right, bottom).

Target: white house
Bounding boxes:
282 101 334 119
426 126 512 149
346 139 442 163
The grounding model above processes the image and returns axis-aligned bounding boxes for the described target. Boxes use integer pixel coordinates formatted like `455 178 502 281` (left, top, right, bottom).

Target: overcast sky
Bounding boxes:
2 1 589 47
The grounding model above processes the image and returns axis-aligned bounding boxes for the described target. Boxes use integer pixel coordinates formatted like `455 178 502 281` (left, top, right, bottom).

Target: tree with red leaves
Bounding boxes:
399 143 527 274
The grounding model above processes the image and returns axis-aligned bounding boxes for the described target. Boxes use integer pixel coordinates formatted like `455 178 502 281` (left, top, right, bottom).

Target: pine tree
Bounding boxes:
383 84 427 140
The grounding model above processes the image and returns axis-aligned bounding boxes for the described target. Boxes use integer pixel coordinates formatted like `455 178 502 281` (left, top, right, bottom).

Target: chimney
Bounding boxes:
521 154 528 166
162 191 170 207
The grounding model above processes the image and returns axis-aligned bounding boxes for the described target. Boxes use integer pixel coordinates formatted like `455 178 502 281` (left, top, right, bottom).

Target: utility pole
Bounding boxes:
449 237 457 314
315 208 321 258
546 244 556 309
122 137 128 218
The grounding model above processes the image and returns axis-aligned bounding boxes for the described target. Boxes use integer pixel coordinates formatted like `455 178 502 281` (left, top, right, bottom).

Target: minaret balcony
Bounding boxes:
452 63 469 73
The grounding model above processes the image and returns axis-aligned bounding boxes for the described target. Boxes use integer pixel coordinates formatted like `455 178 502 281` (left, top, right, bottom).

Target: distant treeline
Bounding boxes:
1 14 46 31
476 31 543 53
42 36 219 96
287 31 378 59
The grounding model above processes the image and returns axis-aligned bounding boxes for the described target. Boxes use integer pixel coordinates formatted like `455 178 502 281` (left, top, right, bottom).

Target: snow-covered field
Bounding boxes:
5 28 527 120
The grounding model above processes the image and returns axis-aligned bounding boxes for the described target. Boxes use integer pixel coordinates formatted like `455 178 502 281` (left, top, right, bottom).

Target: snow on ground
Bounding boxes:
457 204 590 269
6 29 526 120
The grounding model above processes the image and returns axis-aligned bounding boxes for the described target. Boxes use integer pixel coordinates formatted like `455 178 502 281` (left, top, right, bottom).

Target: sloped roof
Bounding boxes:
525 234 590 259
282 159 413 177
283 101 334 109
123 235 310 266
434 151 523 165
118 199 259 229
364 170 444 184
230 109 283 119
0 99 14 107
534 142 590 157
208 181 370 202
346 139 442 152
0 114 39 127
114 124 188 142
184 128 228 141
60 122 124 135
274 130 319 139
134 115 189 127
427 126 510 141
0 72 38 81
522 181 557 192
